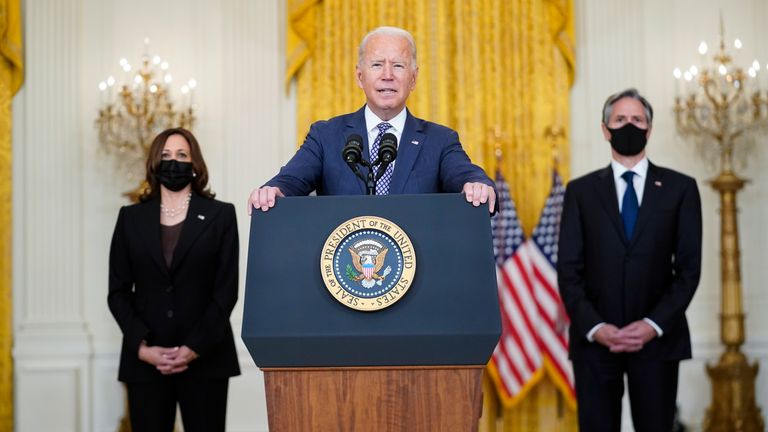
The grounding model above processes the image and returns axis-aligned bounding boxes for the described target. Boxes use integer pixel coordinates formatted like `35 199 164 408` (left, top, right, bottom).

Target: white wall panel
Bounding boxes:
13 0 91 429
16 362 87 432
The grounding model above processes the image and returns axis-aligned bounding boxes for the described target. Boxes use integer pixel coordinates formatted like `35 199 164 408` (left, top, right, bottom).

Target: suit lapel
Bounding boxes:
346 107 369 194
629 162 663 245
595 165 627 246
137 199 169 277
388 111 424 194
170 194 219 272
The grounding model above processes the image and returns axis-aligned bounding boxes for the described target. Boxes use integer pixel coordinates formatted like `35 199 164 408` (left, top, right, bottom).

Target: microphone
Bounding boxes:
342 134 364 165
376 133 398 165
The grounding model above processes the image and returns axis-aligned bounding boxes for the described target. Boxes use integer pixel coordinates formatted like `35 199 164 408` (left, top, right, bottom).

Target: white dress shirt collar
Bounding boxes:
611 156 648 181
611 156 649 209
364 105 407 145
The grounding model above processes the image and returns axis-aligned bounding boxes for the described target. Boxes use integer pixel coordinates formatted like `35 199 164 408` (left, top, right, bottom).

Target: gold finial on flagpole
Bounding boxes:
544 124 565 166
487 125 507 174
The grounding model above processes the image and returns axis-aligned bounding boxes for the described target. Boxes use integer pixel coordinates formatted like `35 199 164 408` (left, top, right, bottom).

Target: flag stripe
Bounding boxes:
499 262 540 370
497 274 539 372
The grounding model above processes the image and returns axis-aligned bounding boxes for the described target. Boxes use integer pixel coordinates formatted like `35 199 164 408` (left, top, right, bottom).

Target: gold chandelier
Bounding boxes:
673 17 766 432
96 38 197 201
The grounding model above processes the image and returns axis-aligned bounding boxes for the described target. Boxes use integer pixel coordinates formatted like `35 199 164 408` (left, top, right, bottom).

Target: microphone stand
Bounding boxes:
363 159 376 195
347 158 376 195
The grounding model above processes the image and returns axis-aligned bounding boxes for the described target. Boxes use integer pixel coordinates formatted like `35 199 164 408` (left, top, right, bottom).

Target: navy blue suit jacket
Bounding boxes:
266 107 493 195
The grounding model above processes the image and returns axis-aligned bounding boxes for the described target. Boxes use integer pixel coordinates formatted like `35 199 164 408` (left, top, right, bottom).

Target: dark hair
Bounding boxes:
139 127 215 202
602 88 654 126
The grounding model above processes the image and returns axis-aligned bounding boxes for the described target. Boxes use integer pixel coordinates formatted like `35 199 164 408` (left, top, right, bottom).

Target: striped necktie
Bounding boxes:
370 122 393 195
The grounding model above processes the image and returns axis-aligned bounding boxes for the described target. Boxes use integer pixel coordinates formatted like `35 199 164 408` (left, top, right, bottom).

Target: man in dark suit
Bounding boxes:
557 88 702 432
248 26 495 212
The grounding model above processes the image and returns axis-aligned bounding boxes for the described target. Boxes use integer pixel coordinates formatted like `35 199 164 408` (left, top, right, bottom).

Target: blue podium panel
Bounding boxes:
242 193 501 367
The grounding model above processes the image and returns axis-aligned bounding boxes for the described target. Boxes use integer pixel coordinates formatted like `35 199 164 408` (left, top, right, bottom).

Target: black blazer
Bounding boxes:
557 162 702 361
108 194 241 383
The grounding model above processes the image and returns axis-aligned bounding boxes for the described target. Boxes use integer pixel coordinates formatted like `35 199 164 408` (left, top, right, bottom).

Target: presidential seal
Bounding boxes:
321 216 416 311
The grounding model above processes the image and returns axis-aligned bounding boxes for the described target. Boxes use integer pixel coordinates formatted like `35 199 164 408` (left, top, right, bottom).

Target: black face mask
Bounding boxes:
155 159 194 192
608 123 648 156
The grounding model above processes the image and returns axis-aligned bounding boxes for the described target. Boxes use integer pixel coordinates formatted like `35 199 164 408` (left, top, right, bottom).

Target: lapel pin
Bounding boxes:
411 140 419 145
197 214 205 220
654 181 662 187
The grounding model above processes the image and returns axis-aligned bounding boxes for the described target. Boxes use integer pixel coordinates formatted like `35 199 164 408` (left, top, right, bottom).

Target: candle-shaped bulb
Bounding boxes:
698 41 708 55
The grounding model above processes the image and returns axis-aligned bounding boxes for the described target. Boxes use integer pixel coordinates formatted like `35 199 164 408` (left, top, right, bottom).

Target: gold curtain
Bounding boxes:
286 0 576 430
0 0 23 431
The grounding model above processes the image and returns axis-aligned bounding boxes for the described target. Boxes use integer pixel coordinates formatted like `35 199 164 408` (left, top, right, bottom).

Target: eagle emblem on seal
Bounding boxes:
348 239 393 288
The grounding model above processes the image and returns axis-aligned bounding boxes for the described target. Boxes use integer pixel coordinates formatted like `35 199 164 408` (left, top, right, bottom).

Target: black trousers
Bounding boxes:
573 351 679 432
126 375 229 432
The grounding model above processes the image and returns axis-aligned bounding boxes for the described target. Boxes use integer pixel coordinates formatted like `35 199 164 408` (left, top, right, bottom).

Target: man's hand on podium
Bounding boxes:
463 182 496 214
248 186 285 214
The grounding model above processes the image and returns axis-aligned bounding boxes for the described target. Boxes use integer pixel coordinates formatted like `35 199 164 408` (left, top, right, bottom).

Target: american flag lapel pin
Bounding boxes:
654 180 662 187
197 214 206 220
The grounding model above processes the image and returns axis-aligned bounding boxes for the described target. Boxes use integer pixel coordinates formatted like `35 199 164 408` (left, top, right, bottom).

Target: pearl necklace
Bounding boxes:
160 193 191 218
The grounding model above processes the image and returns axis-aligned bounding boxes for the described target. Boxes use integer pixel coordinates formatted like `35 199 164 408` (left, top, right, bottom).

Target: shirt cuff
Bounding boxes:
586 322 606 342
643 318 663 337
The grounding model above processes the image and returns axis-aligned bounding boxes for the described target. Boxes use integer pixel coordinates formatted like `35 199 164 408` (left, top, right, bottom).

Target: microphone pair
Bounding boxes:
342 133 398 195
342 133 397 167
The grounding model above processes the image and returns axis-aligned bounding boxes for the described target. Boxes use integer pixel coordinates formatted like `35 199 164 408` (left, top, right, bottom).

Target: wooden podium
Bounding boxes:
242 194 501 432
263 366 484 431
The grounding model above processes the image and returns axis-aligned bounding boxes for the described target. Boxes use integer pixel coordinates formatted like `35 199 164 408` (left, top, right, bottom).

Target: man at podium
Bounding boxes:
247 26 496 214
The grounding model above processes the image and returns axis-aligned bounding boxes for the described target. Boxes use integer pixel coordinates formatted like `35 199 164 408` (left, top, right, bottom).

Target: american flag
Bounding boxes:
526 170 576 406
487 171 543 405
487 170 576 407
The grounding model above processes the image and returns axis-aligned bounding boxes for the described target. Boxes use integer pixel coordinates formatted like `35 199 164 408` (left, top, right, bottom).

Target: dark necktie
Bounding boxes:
370 122 393 195
621 171 639 239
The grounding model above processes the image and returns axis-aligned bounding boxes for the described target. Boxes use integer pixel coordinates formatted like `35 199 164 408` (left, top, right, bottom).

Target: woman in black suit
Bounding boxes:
108 127 240 432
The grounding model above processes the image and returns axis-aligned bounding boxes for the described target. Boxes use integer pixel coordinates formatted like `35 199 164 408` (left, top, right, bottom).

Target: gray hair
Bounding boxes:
358 26 417 70
602 88 653 126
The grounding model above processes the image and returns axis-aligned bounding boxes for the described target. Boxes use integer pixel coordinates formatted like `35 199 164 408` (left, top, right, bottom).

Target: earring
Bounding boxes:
193 171 197 177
